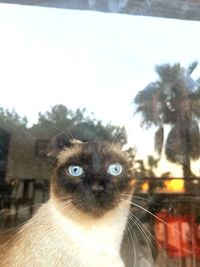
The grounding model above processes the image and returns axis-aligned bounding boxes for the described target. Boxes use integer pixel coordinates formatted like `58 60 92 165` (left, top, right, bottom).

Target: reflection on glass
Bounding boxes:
0 3 200 267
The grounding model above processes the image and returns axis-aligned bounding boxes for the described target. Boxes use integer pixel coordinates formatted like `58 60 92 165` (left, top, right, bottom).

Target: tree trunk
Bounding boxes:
182 153 192 178
180 123 194 193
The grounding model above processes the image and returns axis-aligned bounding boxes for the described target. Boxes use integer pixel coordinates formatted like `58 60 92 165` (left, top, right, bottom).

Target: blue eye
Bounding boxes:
107 163 123 176
68 165 84 177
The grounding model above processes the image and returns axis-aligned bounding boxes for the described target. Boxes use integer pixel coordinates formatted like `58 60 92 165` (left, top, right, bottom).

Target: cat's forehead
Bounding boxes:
57 141 126 166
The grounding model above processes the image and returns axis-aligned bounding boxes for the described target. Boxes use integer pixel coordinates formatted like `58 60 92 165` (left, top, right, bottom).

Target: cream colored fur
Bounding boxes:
0 197 131 267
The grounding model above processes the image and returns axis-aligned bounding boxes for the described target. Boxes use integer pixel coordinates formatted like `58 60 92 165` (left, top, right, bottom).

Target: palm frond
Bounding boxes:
187 61 198 76
165 126 183 163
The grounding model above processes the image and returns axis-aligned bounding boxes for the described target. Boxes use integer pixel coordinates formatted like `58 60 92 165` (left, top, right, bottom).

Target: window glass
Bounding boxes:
0 3 200 267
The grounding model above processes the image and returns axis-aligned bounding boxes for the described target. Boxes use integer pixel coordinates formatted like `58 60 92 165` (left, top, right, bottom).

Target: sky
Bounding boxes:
1 3 200 175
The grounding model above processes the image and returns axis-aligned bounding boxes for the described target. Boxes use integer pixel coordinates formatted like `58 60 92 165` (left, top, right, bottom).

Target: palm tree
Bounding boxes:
134 62 200 178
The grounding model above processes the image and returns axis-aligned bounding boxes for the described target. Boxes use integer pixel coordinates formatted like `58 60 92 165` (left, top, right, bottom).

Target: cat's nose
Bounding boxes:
91 184 104 196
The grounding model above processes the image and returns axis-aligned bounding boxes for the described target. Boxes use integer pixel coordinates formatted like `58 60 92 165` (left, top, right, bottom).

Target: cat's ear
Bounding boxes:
47 134 82 157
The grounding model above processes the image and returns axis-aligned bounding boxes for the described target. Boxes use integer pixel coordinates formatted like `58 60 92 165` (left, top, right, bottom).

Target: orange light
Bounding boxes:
164 179 185 193
141 181 149 192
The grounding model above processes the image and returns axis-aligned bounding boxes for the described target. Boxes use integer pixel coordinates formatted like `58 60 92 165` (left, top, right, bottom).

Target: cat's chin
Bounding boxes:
77 189 134 219
75 205 117 219
51 181 134 220
52 198 118 220
51 191 132 223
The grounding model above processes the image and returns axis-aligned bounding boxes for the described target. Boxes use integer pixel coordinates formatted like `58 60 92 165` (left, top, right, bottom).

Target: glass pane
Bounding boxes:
0 3 200 267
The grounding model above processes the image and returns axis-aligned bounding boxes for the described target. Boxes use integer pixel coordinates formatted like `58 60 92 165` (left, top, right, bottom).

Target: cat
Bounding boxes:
0 137 134 267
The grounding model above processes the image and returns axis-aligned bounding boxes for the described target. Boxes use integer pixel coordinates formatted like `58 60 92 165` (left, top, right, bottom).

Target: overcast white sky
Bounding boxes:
1 3 200 175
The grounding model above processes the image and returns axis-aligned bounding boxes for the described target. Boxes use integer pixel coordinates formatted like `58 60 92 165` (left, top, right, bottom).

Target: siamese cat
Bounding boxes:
0 137 134 267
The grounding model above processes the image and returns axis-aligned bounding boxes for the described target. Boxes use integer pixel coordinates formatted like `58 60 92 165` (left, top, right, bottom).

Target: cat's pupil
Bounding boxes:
68 165 84 176
107 163 123 176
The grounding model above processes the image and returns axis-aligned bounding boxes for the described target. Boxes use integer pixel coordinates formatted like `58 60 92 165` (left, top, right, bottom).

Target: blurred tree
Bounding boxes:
134 155 159 179
0 108 28 180
126 146 136 168
36 104 127 146
134 62 200 178
0 108 27 128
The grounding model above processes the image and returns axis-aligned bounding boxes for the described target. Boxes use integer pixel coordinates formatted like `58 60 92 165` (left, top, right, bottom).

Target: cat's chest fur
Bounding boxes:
1 199 130 267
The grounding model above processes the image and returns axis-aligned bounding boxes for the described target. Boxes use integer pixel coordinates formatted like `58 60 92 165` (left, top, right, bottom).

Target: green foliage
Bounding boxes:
125 146 137 172
36 104 127 145
134 62 200 177
134 155 159 179
0 105 127 146
0 107 27 128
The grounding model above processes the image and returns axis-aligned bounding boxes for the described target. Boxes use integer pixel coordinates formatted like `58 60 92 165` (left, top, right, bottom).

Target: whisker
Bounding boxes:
0 202 46 231
128 210 167 258
128 211 154 263
116 206 137 267
57 109 74 140
53 195 72 201
121 198 172 227
0 220 27 234
2 202 44 217
108 127 122 151
0 202 74 252
43 121 70 140
120 197 193 253
121 193 160 205
0 196 72 224
126 221 137 267
0 200 73 234
52 200 73 209
70 207 79 220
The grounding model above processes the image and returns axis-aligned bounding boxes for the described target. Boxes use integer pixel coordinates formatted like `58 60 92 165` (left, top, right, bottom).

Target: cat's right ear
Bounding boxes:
47 134 70 157
47 134 83 157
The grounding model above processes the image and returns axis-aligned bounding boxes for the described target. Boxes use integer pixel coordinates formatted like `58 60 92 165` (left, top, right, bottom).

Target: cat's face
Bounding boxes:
51 140 132 218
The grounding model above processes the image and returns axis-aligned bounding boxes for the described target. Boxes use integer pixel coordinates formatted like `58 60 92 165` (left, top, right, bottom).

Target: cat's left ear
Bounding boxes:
47 134 82 157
